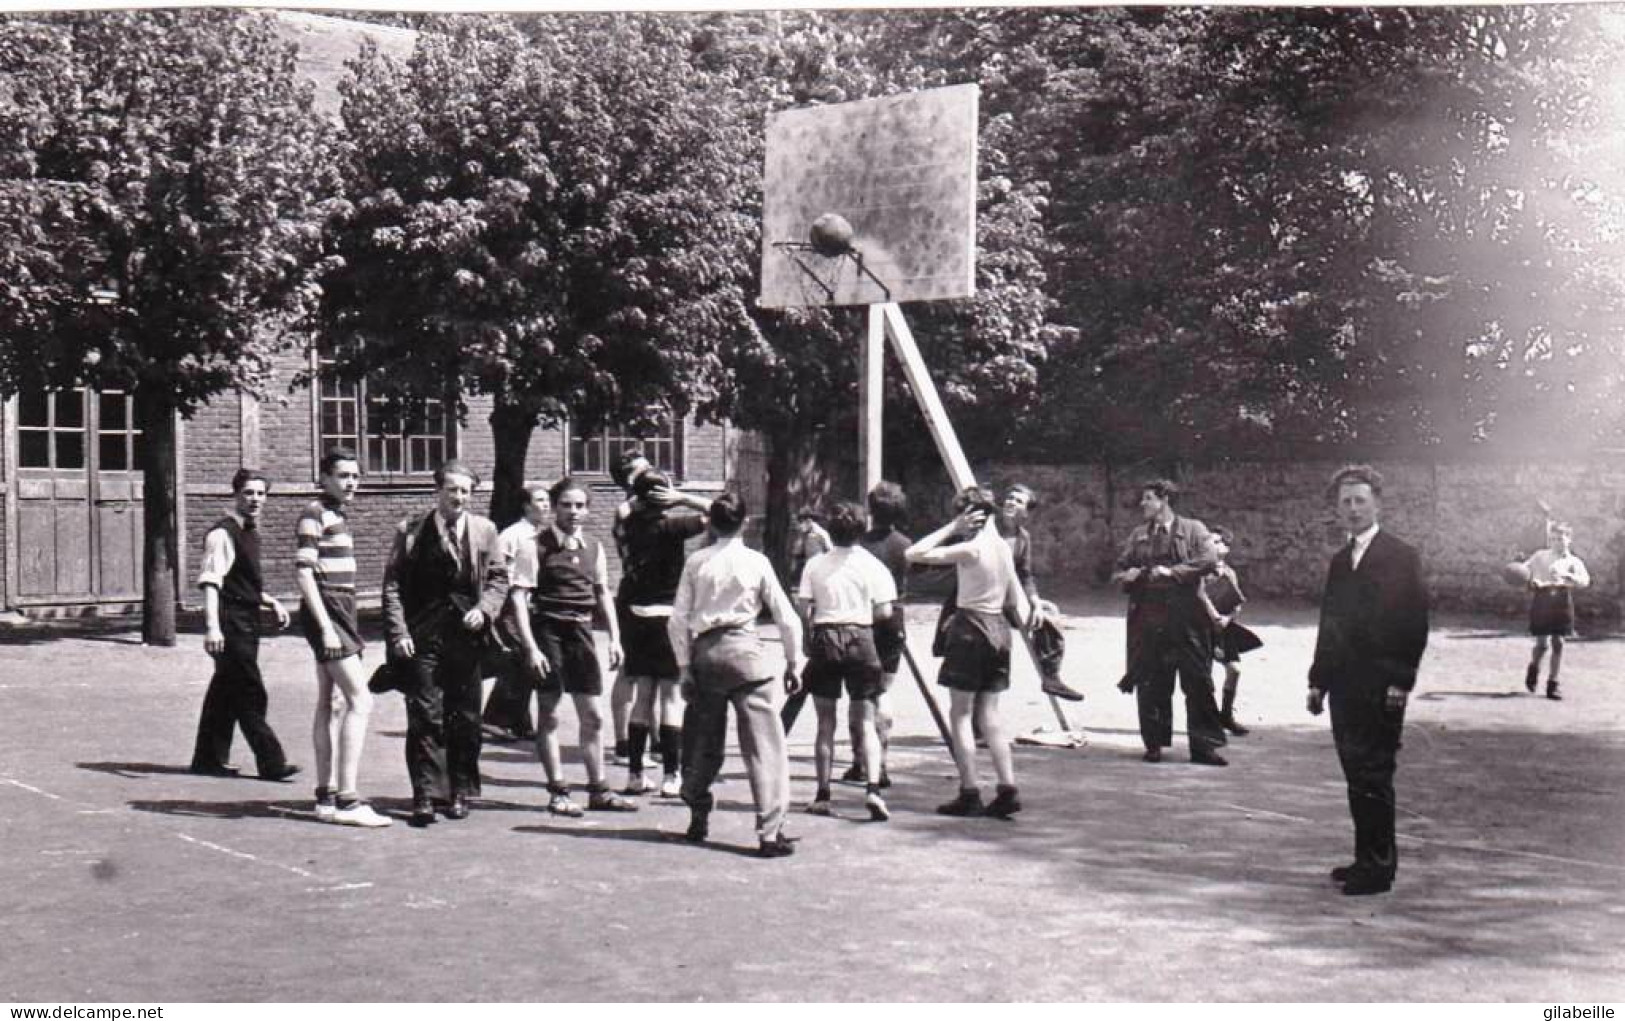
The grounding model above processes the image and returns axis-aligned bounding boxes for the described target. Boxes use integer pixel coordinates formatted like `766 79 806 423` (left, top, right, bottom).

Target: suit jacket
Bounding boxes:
1309 529 1429 694
381 511 510 648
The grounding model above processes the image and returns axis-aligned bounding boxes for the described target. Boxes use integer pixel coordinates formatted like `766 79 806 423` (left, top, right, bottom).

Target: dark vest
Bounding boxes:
531 530 601 622
216 516 262 608
403 515 476 632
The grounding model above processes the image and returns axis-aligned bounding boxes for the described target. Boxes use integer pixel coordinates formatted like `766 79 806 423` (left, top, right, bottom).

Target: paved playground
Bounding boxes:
2 590 1622 1002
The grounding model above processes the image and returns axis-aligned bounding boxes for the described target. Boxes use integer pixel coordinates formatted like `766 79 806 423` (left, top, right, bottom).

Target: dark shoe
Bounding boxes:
1041 676 1085 702
685 809 710 843
1525 663 1540 693
189 763 241 778
1221 713 1251 737
1330 863 1357 884
983 785 1023 819
1546 683 1563 701
443 794 470 821
588 789 639 812
840 763 867 784
936 788 984 816
1190 750 1229 767
1341 870 1393 896
757 834 797 858
1142 747 1162 764
410 798 437 828
258 763 302 783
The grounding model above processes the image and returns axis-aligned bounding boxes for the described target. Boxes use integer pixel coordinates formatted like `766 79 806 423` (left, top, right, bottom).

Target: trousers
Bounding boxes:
1330 681 1405 879
191 604 287 775
403 628 485 800
680 628 790 841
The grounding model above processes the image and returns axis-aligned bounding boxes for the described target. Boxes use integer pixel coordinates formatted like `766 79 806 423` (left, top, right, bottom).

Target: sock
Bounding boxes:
335 791 359 810
613 738 630 759
659 725 682 774
315 785 334 804
547 781 570 797
995 784 1018 800
866 782 881 797
628 723 650 774
815 786 832 802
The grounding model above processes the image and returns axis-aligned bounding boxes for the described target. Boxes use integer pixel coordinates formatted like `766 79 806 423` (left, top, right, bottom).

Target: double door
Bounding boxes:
13 389 144 603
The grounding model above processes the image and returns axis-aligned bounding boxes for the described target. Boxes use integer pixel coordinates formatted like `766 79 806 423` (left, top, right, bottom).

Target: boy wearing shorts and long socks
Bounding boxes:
907 487 1023 819
510 477 637 815
296 448 389 827
799 500 897 821
618 469 711 797
608 447 653 764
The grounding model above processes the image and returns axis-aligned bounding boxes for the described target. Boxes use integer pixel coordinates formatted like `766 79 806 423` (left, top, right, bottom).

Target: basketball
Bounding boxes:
808 213 855 256
1502 561 1532 588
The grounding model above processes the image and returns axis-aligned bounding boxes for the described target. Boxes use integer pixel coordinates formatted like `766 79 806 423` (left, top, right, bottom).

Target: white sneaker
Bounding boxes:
622 771 655 795
865 791 891 822
658 773 682 798
315 800 337 823
332 801 392 828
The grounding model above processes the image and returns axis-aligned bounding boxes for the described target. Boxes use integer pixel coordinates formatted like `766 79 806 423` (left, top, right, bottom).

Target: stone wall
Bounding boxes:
907 459 1625 626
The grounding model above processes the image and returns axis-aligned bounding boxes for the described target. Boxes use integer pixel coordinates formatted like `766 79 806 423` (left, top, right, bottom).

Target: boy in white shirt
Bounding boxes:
798 500 898 821
1521 522 1590 700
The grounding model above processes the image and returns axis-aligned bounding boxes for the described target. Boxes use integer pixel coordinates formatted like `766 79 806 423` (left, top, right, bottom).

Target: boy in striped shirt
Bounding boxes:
295 447 389 827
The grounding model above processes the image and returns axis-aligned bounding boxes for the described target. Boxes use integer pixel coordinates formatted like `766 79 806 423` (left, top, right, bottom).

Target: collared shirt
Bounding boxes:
1348 523 1380 571
798 545 898 626
668 536 801 669
295 497 356 591
510 525 608 590
197 511 248 589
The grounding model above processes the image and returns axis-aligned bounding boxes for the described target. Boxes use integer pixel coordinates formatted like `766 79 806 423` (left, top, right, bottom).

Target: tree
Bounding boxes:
321 14 759 526
0 11 333 643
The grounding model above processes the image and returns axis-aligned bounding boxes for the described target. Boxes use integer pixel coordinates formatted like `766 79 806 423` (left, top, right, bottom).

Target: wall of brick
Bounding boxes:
919 458 1625 626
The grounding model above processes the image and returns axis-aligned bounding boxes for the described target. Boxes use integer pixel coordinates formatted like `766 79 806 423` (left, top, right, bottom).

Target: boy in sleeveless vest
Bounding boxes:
295 448 390 827
510 477 637 815
190 469 299 781
382 460 511 827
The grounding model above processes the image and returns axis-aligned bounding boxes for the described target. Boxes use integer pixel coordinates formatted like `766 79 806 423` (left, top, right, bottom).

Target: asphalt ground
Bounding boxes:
2 589 1622 1002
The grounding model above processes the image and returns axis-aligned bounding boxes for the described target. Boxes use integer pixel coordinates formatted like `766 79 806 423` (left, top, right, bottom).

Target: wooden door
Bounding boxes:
14 389 143 603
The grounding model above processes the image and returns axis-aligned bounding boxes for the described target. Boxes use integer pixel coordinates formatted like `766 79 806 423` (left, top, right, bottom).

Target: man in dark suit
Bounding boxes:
1308 464 1429 896
382 460 512 828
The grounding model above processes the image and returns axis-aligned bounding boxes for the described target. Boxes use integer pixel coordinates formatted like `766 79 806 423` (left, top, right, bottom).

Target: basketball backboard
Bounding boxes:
760 85 978 309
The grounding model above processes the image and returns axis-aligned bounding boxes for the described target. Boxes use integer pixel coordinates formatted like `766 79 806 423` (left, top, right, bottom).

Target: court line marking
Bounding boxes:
4 772 369 889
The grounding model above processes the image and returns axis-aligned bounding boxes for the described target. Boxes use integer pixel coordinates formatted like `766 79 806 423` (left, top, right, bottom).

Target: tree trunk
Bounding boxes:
761 423 850 581
487 395 539 529
136 387 178 646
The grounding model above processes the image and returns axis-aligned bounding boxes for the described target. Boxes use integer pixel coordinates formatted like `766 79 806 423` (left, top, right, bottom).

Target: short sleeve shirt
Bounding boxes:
798 546 899 626
295 498 356 591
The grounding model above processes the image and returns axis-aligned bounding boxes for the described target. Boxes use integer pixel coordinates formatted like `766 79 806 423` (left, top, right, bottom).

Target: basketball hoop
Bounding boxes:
772 213 893 304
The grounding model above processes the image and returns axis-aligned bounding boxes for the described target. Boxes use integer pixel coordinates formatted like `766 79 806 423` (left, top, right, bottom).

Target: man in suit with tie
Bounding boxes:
1308 464 1430 896
382 460 512 828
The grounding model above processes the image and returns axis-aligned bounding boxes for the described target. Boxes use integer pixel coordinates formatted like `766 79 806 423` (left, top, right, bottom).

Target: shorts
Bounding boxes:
620 605 679 679
299 589 364 663
804 624 884 701
1530 588 1575 637
937 609 1011 694
532 616 603 696
873 607 906 675
690 626 769 693
1213 622 1264 664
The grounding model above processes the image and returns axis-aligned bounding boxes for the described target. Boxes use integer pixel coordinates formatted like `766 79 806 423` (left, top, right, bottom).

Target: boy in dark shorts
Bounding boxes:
617 469 711 797
509 477 636 815
191 468 298 782
851 481 911 788
1198 527 1263 736
295 448 389 827
1520 522 1590 700
798 500 898 821
906 486 1023 819
608 446 653 763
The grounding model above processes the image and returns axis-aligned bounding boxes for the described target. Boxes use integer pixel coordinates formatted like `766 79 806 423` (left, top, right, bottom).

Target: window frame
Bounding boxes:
565 418 685 482
310 351 457 486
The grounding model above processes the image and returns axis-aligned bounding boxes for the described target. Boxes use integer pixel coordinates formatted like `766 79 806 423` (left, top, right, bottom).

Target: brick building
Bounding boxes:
0 347 742 616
